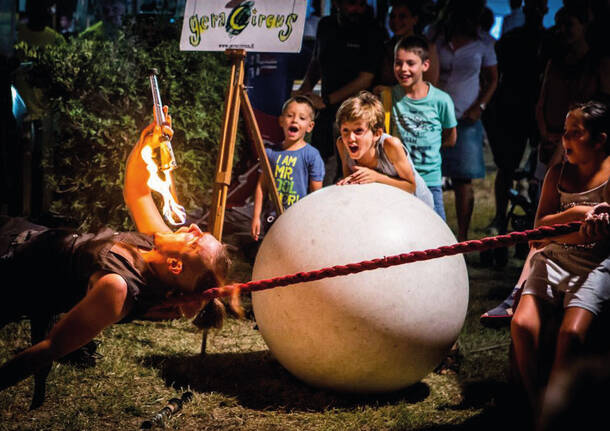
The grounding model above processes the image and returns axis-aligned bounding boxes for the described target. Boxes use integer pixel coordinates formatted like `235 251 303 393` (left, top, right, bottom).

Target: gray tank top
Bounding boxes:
543 163 609 267
557 163 608 210
346 133 434 208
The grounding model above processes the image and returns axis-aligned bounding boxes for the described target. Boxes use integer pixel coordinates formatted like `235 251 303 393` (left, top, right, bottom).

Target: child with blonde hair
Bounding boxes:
335 91 434 208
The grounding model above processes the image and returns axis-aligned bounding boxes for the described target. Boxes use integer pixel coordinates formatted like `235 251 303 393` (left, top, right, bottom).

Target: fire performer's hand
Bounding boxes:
139 106 174 152
124 106 175 235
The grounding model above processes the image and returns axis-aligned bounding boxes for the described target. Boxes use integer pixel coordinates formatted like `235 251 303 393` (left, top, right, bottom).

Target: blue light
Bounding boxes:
490 16 503 40
11 85 27 126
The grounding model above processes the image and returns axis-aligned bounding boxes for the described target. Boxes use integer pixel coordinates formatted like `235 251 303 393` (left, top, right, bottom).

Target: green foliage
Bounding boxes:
18 29 238 231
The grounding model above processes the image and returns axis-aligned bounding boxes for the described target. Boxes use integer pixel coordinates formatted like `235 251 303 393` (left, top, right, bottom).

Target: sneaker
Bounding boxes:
480 286 519 328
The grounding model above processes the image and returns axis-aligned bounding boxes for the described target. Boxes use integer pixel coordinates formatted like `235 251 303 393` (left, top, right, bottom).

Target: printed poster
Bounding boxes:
180 0 307 52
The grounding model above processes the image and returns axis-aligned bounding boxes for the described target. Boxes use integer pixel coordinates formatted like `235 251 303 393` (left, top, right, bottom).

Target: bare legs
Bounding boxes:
512 293 595 414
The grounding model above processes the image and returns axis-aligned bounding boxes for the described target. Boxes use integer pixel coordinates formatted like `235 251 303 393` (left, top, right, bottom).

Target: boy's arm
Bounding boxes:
380 137 416 193
309 180 323 192
335 138 353 183
441 127 457 148
307 149 325 192
251 175 265 241
124 121 173 234
343 137 416 193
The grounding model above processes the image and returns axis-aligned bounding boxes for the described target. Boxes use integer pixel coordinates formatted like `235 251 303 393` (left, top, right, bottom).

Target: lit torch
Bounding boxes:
142 69 186 226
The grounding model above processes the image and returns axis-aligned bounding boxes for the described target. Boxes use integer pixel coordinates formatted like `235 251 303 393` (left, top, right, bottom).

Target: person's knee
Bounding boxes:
511 311 537 343
557 320 588 349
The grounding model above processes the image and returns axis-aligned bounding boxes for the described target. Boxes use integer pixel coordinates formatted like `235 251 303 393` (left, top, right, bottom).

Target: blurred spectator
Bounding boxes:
484 0 552 237
79 0 126 40
585 0 610 56
16 4 64 52
291 0 323 84
535 3 610 170
375 0 439 88
58 10 77 39
296 0 386 184
140 0 163 13
480 6 495 34
246 53 296 118
14 3 65 219
501 0 525 36
426 0 498 241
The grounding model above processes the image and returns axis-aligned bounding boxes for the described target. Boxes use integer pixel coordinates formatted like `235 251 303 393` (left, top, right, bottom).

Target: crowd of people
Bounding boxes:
2 0 610 427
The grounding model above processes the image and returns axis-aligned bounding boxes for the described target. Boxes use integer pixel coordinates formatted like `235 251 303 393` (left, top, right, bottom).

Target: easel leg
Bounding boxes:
239 87 283 216
204 50 284 355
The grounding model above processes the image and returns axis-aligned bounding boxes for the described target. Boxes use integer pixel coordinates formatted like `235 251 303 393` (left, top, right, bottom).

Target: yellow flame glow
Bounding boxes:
141 145 186 226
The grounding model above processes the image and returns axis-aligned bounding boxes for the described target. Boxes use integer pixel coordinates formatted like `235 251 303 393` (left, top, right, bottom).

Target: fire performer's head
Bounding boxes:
144 223 233 328
147 223 230 294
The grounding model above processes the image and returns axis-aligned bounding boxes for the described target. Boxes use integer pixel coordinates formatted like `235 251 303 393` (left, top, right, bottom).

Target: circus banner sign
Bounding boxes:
180 0 307 52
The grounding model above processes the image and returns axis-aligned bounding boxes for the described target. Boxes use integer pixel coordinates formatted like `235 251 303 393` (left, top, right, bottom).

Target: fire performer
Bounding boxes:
0 110 229 402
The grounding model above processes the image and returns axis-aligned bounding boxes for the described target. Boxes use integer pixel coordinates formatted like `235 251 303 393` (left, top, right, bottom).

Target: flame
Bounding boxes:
141 144 186 226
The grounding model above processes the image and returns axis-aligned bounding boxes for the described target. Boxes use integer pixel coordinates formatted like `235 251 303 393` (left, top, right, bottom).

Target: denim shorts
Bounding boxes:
522 248 610 316
428 185 446 221
441 119 485 179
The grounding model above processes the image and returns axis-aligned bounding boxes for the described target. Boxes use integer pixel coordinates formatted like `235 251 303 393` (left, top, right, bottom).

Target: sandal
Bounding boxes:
480 286 519 328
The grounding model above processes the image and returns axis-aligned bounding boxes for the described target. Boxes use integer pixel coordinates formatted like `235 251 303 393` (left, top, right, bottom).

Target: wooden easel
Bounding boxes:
208 49 283 241
202 49 283 354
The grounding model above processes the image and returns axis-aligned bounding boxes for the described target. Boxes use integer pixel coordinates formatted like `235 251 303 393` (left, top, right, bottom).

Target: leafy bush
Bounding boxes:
18 26 241 231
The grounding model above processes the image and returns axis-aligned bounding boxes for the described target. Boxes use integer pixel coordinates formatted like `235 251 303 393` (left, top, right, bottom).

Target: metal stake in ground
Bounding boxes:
140 391 194 429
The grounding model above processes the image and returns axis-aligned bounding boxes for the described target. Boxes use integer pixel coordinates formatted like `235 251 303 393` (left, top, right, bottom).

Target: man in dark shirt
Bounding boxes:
485 0 553 235
296 0 386 181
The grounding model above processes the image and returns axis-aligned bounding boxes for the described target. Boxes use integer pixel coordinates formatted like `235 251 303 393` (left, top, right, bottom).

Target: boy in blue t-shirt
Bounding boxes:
251 96 325 240
391 35 457 220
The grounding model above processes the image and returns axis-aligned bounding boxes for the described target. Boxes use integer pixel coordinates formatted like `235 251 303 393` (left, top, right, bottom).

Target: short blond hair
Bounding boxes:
336 91 385 132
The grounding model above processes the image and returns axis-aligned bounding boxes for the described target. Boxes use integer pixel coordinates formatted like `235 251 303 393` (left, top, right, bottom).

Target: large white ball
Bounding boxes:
252 184 468 392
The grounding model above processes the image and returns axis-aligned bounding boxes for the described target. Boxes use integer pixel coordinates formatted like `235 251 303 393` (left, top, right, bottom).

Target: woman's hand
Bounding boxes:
372 85 390 96
462 104 483 123
307 93 326 110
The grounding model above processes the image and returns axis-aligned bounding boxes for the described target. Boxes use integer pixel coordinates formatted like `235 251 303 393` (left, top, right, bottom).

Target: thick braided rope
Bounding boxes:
201 222 581 300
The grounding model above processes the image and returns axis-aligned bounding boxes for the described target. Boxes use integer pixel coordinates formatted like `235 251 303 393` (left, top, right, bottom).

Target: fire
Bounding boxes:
141 144 186 226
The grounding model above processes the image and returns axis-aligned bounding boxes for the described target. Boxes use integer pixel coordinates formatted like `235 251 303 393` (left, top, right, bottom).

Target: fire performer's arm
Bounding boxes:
0 274 130 392
124 115 174 235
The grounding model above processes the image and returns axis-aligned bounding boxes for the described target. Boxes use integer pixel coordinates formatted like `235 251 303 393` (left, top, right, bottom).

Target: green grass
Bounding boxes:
0 149 526 430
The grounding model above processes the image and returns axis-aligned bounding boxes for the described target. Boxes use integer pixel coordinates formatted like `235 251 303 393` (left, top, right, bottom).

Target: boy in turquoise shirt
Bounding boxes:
391 35 457 220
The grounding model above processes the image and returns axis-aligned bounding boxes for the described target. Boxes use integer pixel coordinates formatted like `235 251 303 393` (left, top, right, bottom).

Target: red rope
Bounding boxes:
201 222 582 300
